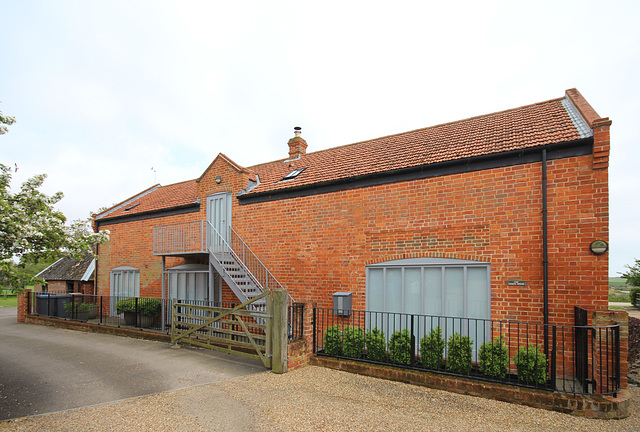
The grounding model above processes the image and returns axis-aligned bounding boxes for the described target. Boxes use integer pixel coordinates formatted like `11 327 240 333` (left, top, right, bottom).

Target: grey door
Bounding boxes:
207 193 232 250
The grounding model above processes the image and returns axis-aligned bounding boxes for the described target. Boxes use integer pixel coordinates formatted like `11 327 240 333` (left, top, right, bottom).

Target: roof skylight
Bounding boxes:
282 167 306 181
124 203 140 211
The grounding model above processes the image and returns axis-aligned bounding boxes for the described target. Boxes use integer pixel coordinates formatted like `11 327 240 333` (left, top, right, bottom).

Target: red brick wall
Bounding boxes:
234 153 608 327
96 140 609 328
96 212 203 298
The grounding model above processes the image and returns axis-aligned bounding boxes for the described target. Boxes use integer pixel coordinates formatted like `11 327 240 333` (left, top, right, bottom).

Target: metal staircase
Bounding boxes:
207 222 292 307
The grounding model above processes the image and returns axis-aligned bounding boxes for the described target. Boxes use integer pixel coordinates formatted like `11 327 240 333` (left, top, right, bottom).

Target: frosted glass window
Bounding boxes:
445 268 464 318
467 267 489 319
368 269 384 312
366 260 490 323
385 268 403 313
404 268 422 315
423 267 442 316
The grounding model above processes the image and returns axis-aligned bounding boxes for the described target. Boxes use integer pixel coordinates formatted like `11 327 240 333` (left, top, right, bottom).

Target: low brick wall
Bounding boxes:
310 356 630 419
287 302 315 371
21 314 172 342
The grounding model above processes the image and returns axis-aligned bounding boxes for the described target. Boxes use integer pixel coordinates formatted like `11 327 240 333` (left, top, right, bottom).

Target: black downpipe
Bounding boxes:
542 149 549 358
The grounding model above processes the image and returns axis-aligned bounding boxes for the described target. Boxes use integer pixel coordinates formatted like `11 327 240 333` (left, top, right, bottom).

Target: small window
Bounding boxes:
124 203 139 211
282 167 306 181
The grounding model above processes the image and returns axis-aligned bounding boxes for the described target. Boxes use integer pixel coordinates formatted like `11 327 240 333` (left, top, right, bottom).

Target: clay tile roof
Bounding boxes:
95 90 597 214
37 252 95 281
244 96 589 196
97 179 198 220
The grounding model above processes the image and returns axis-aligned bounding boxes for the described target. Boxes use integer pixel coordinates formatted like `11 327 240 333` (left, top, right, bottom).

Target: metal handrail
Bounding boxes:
206 222 294 305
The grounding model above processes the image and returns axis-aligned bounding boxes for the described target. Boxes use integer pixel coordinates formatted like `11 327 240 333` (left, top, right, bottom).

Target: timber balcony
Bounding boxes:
153 220 207 255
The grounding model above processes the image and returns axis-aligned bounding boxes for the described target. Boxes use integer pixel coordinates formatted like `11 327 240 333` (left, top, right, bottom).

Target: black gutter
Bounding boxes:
95 202 200 227
238 137 593 205
542 149 550 357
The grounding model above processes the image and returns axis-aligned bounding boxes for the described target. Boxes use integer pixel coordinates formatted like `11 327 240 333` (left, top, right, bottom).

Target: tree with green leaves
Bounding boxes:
621 259 640 287
0 163 110 291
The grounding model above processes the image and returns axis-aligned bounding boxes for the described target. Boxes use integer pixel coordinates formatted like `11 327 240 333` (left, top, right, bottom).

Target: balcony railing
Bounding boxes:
154 220 206 255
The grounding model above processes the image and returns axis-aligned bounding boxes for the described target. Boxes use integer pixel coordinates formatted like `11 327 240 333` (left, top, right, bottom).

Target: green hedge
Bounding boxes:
115 297 161 316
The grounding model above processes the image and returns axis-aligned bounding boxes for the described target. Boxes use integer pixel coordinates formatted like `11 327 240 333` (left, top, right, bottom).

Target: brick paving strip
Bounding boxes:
1 367 638 432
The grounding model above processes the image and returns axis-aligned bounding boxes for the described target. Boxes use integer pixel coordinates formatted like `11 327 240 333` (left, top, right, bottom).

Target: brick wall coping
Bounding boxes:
310 356 630 420
22 315 172 342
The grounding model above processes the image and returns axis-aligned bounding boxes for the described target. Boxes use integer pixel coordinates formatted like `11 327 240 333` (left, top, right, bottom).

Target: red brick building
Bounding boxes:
93 88 611 328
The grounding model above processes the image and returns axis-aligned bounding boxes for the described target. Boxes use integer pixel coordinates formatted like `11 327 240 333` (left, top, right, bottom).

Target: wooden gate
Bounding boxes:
170 289 288 372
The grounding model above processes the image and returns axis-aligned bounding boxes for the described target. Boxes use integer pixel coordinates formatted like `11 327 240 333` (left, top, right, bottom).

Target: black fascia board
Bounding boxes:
95 203 200 227
238 137 593 205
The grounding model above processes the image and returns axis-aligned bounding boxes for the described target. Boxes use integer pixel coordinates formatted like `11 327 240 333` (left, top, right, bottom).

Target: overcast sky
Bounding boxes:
1 0 638 276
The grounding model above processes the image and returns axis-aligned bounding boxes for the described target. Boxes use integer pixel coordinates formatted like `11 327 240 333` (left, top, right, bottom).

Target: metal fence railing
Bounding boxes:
313 307 621 396
26 292 304 342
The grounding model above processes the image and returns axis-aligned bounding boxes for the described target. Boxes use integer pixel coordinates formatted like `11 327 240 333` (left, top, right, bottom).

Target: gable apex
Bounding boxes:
197 153 256 183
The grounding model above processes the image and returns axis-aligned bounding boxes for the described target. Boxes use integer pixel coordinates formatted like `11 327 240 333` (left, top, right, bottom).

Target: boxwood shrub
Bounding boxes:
514 343 547 385
419 326 445 369
323 325 342 356
342 326 365 359
446 333 473 374
479 336 509 378
365 328 387 362
389 329 412 365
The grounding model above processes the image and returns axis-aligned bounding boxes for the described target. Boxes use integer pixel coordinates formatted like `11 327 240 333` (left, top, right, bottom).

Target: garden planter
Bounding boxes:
124 311 137 326
123 311 154 328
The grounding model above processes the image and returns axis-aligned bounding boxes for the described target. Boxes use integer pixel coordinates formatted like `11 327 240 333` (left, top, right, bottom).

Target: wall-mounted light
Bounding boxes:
215 176 222 184
589 240 608 255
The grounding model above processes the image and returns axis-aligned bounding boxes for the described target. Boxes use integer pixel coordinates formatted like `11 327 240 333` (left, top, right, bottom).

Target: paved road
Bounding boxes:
0 307 265 420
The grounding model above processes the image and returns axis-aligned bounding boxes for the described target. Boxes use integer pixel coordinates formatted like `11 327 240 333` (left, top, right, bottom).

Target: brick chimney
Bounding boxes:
287 126 307 160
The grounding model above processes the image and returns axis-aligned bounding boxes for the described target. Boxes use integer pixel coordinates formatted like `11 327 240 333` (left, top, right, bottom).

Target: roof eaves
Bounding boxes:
95 184 161 220
81 259 95 281
240 137 592 204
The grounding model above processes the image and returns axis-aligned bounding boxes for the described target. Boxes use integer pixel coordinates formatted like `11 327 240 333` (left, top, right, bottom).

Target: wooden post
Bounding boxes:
271 288 288 374
265 293 273 369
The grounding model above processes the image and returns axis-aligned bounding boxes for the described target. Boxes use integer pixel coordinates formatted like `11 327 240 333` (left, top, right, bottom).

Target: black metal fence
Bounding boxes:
27 292 304 341
313 307 621 396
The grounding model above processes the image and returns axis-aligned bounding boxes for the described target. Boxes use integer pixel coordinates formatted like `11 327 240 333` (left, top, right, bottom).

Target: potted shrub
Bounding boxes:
86 303 99 320
116 297 161 328
64 302 92 321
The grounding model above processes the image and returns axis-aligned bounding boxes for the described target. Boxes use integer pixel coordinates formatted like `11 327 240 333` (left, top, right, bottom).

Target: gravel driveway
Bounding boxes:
1 366 638 432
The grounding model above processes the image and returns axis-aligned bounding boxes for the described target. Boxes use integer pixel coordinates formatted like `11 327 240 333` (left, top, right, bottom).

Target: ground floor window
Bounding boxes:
167 264 211 303
366 257 490 319
366 258 491 350
110 266 140 299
